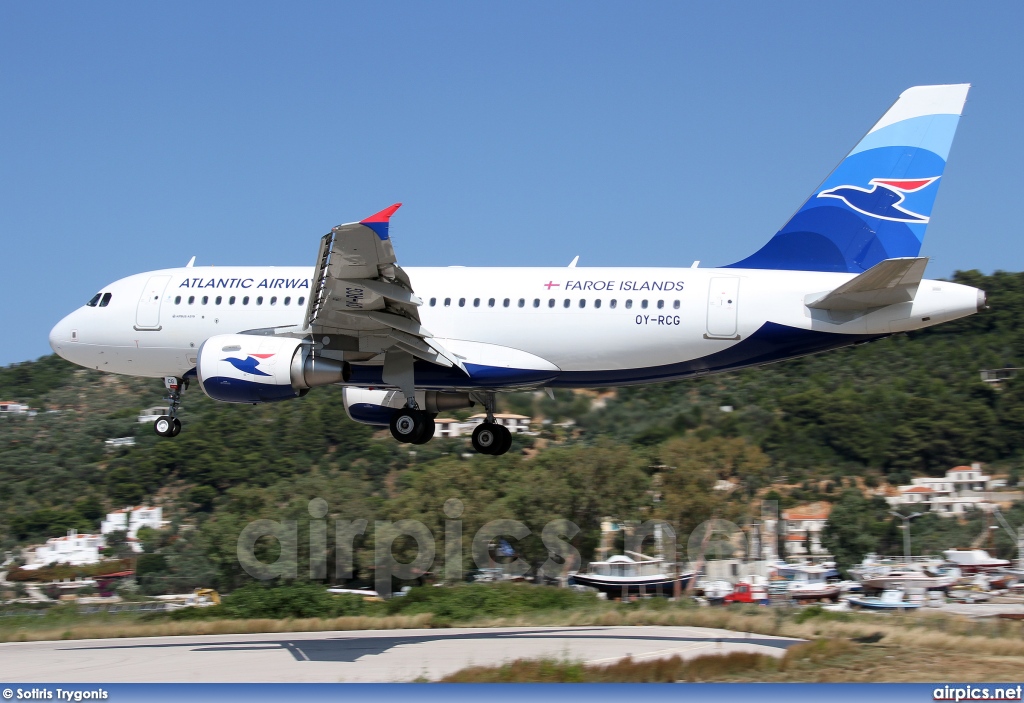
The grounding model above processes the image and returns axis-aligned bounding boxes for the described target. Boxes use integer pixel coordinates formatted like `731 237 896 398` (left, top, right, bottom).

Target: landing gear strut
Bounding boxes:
154 376 186 438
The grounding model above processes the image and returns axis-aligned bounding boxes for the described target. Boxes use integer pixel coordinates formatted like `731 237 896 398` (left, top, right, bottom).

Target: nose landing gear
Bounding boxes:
154 376 186 438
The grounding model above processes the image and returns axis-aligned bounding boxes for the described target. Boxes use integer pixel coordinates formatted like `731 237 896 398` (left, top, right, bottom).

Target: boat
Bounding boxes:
785 565 842 602
848 588 922 610
861 567 959 592
943 549 1011 574
570 553 694 598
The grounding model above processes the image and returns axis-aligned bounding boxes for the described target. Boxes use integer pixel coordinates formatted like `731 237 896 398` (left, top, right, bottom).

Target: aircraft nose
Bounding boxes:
49 314 72 357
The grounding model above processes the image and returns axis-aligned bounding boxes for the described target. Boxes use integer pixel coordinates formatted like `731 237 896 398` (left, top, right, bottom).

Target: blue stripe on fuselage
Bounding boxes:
345 323 882 390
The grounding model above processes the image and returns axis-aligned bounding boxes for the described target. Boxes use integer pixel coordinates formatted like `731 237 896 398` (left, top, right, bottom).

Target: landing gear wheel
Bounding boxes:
493 424 513 455
390 408 428 444
472 422 503 455
154 415 174 437
410 416 435 445
169 418 182 437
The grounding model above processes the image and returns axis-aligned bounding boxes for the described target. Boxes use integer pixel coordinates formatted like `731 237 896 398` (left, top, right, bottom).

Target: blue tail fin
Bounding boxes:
727 84 970 273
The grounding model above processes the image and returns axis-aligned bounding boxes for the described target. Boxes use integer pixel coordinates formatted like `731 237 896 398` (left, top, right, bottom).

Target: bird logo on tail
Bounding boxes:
817 177 939 223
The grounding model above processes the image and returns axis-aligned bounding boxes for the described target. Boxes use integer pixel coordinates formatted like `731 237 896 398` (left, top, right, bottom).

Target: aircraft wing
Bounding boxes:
302 204 466 371
807 257 928 311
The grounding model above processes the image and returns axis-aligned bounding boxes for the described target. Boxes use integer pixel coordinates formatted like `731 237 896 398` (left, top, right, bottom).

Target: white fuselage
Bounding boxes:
49 265 982 388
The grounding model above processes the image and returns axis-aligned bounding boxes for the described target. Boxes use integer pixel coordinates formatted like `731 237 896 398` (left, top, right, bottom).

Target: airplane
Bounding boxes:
49 84 985 456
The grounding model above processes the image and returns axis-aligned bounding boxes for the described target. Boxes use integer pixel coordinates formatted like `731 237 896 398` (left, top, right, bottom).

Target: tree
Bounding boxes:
820 489 886 572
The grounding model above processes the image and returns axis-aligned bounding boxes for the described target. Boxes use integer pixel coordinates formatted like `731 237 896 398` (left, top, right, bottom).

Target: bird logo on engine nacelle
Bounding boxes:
223 353 274 376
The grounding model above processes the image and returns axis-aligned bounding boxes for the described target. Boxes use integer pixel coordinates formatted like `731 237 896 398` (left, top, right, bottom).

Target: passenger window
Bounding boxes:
503 298 510 307
473 298 480 307
298 296 305 306
625 300 632 309
188 296 195 305
595 299 602 309
229 296 236 305
201 296 208 305
610 299 617 309
548 299 555 308
579 299 586 308
215 296 222 305
243 296 250 305
174 296 181 305
270 296 277 305
533 299 540 308
563 299 570 308
673 300 680 309
284 296 291 305
99 293 112 307
444 298 451 307
86 293 101 307
641 300 649 309
488 298 495 307
517 298 525 308
429 297 436 306
657 300 664 309
459 298 466 307
256 296 263 305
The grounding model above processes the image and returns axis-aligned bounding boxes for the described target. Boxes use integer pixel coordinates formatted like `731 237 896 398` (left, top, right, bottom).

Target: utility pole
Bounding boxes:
993 508 1024 570
889 510 922 563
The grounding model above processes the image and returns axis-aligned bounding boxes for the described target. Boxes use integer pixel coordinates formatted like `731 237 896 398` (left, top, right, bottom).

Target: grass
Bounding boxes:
440 649 786 682
439 636 1024 683
0 612 432 643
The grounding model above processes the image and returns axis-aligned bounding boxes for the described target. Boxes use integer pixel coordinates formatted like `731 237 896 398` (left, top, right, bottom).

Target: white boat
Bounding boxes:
570 554 694 598
785 565 841 602
861 567 959 592
943 549 1011 574
849 588 921 610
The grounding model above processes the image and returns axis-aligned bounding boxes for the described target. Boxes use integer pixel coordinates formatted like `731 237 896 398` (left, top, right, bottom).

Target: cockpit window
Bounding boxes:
86 293 101 307
99 293 112 307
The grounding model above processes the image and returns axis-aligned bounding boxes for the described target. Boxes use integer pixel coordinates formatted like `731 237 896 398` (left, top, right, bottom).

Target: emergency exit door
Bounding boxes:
706 277 740 339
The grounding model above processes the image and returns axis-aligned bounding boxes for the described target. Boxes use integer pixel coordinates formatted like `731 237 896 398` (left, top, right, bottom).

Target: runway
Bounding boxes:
0 625 801 683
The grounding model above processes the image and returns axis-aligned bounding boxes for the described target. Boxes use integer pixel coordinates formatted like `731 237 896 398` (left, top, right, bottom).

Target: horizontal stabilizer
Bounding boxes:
807 257 928 311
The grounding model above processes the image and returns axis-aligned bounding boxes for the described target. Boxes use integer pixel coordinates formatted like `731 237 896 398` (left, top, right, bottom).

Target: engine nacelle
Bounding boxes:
343 388 475 426
196 334 350 404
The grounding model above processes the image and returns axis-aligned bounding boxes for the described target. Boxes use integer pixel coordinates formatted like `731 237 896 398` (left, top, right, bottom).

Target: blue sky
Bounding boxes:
2 2 1022 366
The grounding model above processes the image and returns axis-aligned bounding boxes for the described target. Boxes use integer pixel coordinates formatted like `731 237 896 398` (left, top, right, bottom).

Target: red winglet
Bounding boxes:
361 203 403 224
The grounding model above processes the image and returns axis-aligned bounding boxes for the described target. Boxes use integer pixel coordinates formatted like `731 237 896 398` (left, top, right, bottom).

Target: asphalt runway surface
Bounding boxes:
0 625 801 683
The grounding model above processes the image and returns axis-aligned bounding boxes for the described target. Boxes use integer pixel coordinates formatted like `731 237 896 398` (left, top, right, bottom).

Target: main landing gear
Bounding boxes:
468 390 512 456
389 408 435 445
471 421 512 456
154 376 186 438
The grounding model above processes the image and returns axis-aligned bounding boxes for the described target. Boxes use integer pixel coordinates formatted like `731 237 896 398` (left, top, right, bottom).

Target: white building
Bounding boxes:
888 464 994 516
101 505 165 538
0 401 33 416
27 530 104 568
781 502 832 556
431 413 532 439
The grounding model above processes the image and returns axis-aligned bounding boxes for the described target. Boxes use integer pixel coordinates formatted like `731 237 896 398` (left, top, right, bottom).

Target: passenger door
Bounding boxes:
136 275 171 330
706 277 740 339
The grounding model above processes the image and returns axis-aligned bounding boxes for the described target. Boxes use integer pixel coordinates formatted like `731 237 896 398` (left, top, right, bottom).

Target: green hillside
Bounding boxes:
2 269 1024 589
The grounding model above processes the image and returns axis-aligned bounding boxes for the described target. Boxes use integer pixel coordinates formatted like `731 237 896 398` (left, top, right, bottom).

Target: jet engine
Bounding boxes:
344 388 475 426
196 334 350 404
